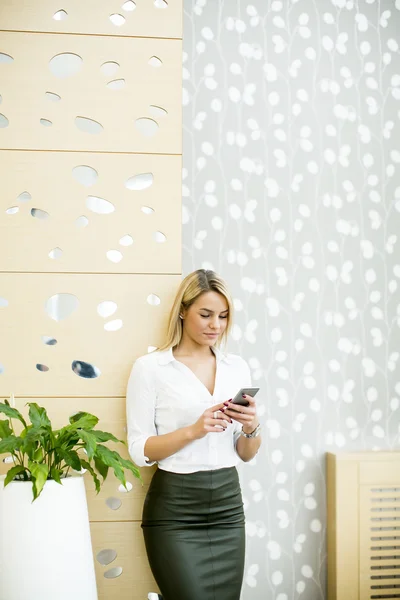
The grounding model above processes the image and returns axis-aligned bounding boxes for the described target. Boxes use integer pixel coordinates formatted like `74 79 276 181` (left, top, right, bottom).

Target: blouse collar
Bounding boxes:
157 346 232 366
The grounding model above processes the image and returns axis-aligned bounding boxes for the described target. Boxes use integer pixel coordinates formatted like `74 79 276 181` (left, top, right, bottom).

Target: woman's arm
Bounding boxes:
143 401 231 462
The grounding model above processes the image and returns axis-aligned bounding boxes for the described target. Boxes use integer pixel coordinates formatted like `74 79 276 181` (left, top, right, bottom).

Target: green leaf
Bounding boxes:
29 462 49 499
58 448 81 471
50 466 63 485
0 403 26 427
28 403 51 429
119 456 142 482
94 455 109 481
21 427 48 460
79 430 97 460
0 419 12 440
68 412 99 430
81 459 101 494
92 430 124 444
4 465 27 487
0 435 22 455
95 445 126 486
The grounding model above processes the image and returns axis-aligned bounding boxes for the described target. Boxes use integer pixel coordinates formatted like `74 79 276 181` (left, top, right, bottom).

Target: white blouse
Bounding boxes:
126 347 252 473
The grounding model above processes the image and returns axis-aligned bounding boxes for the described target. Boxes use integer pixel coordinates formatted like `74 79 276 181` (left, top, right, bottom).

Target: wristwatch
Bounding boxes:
240 423 261 438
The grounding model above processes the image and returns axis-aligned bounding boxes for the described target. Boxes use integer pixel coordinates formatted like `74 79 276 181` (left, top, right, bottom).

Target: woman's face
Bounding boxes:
182 291 229 347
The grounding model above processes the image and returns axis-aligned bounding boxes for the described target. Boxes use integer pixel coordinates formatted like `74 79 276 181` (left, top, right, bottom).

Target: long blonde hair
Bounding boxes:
158 269 233 351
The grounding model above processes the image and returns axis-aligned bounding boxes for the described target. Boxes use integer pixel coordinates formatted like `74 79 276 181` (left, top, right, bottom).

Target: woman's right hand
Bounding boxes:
189 402 233 440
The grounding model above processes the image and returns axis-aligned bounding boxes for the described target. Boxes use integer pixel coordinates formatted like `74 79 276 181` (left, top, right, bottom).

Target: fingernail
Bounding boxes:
224 402 230 406
242 394 246 398
221 407 226 412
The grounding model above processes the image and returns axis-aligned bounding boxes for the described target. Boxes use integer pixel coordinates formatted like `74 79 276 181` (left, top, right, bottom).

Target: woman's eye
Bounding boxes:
220 315 228 319
200 314 209 318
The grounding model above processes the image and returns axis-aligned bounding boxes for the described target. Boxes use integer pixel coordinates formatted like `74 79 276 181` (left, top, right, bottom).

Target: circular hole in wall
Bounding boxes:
31 208 49 220
49 53 82 78
53 10 68 20
75 215 89 228
118 482 133 493
141 206 155 215
97 301 117 318
109 13 125 26
148 56 162 68
40 119 52 127
86 196 114 214
42 336 57 346
0 53 13 64
18 191 32 202
153 231 166 243
135 118 158 137
36 364 49 372
0 297 9 308
48 247 63 260
72 360 101 379
107 79 125 90
125 173 153 191
147 294 160 306
72 165 98 187
149 105 167 118
100 62 119 76
6 207 19 215
0 114 9 128
106 250 123 263
46 92 61 102
104 567 123 579
122 1 136 11
96 549 117 566
45 293 79 321
104 319 123 332
105 497 122 510
75 117 103 135
119 235 133 246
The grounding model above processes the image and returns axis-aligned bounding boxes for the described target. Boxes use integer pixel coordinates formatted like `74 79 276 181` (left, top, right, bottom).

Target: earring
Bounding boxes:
179 315 183 319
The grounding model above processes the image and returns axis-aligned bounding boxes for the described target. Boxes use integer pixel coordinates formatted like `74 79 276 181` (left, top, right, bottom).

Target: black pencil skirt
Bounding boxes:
142 466 245 600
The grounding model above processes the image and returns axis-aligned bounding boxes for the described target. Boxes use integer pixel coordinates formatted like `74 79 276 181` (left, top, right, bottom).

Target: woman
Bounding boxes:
126 269 262 600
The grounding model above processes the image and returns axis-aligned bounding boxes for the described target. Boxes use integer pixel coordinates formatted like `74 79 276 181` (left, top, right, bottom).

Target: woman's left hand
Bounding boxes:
222 395 259 434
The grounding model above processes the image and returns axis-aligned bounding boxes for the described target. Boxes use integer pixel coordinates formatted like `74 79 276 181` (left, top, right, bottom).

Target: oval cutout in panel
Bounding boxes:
36 364 49 372
42 336 57 346
53 9 68 20
6 207 19 215
135 118 159 137
0 95 2 104
97 301 117 318
86 196 114 214
97 549 118 566
153 231 166 243
149 56 162 68
106 497 122 510
75 215 89 228
106 79 125 90
104 567 123 579
40 119 52 127
46 92 61 102
118 482 133 493
0 53 13 63
119 235 133 246
141 206 155 215
72 165 98 187
149 105 168 118
122 1 136 10
3 455 14 463
49 247 63 260
0 363 4 374
125 172 153 191
0 298 9 308
109 13 126 26
31 208 49 220
100 61 119 76
154 0 168 7
72 360 101 379
104 319 123 332
49 53 82 78
75 116 103 135
147 294 161 306
45 293 79 321
106 250 123 263
0 114 9 128
18 191 32 202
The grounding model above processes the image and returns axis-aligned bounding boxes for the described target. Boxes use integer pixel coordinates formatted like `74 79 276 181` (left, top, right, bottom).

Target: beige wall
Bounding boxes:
0 2 182 598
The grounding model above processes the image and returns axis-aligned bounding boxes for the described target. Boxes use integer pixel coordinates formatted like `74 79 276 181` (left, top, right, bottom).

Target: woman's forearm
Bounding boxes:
144 426 195 463
236 430 261 462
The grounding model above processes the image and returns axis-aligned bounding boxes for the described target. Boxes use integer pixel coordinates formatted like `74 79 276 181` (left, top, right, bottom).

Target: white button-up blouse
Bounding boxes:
126 347 252 473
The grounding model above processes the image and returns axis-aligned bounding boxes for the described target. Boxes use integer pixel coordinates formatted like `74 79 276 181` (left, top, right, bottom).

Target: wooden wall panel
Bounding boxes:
0 32 182 154
0 0 182 40
1 1 182 598
0 151 181 273
0 273 180 397
91 522 159 600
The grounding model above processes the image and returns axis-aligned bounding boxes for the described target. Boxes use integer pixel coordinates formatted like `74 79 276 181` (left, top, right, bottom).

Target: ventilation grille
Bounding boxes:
364 488 400 599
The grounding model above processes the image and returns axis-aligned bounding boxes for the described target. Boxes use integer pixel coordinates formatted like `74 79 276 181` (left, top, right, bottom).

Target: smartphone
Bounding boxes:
231 387 260 406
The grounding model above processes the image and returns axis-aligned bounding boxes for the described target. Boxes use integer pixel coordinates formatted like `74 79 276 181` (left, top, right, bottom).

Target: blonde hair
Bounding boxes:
158 269 233 351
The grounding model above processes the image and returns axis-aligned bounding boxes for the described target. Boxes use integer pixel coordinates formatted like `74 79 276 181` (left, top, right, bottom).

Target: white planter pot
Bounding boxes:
0 475 98 600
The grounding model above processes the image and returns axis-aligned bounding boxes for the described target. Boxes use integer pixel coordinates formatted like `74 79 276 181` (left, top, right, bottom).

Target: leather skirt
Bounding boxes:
142 466 245 600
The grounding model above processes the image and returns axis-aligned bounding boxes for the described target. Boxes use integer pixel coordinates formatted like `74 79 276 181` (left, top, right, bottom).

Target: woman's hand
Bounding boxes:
223 395 259 433
189 402 233 440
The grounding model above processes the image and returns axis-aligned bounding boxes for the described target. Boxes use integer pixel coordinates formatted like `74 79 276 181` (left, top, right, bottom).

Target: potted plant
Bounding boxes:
0 397 141 600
